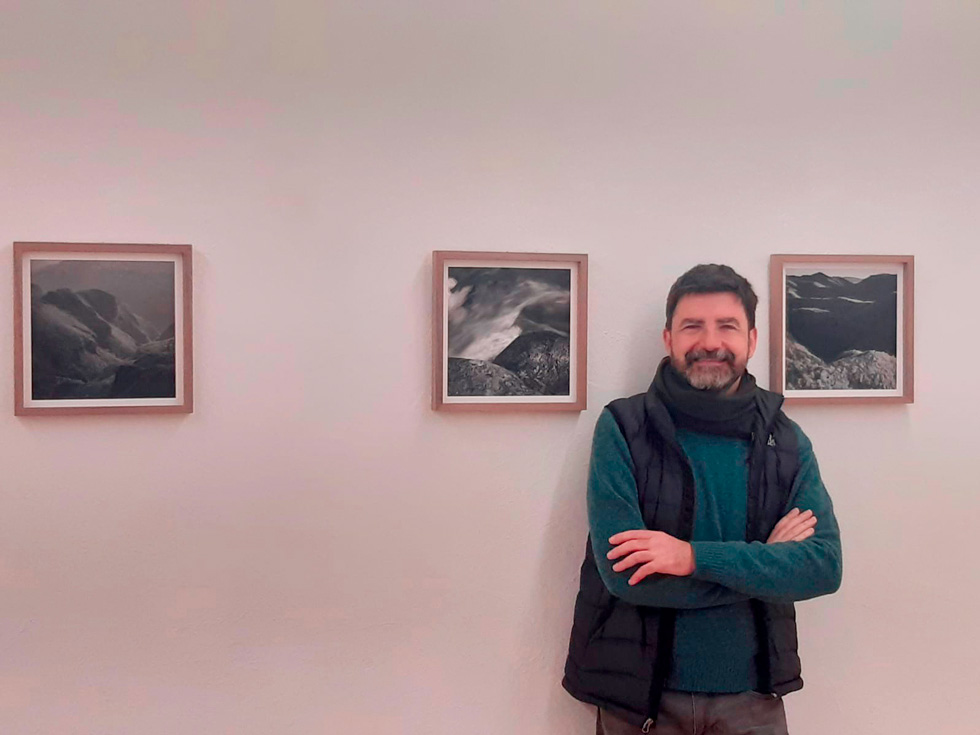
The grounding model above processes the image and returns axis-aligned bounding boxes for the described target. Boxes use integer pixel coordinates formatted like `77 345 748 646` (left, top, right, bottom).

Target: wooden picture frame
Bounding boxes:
769 254 914 405
13 242 194 415
432 251 588 412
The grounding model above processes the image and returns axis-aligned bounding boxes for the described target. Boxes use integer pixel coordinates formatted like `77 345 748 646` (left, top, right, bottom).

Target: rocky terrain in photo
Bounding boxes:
447 358 535 396
447 330 571 397
785 336 897 390
493 331 570 395
30 286 176 399
447 331 572 397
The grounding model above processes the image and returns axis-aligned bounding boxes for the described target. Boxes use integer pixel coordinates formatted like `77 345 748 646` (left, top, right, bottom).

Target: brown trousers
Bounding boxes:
597 691 788 735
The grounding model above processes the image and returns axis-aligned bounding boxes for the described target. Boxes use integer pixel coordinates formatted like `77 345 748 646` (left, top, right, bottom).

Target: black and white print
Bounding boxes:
29 259 178 400
447 267 571 397
785 270 899 391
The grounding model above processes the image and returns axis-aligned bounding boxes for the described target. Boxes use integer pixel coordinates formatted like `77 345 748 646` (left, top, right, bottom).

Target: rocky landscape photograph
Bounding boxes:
446 266 573 397
28 259 178 400
784 270 899 391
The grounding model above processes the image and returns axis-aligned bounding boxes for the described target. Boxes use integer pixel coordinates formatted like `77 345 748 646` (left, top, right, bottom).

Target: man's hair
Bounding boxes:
665 264 758 329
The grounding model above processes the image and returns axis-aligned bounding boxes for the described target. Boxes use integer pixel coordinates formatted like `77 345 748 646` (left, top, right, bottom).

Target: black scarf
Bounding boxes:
652 357 759 439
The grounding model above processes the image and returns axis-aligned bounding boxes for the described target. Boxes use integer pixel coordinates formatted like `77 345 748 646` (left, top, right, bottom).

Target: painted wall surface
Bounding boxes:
1 2 978 733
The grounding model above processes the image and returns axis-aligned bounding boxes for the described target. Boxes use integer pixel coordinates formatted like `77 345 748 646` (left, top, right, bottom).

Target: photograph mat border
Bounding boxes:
781 262 905 399
441 259 579 404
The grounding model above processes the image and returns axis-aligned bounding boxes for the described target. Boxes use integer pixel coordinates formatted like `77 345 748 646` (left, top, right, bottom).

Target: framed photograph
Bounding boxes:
432 251 588 412
13 242 194 415
769 254 914 404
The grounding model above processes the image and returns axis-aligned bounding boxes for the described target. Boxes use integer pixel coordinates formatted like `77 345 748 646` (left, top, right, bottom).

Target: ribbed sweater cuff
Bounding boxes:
691 542 732 582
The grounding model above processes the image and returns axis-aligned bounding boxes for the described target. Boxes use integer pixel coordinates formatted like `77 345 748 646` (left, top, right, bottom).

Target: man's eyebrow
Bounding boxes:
678 318 704 326
716 317 741 325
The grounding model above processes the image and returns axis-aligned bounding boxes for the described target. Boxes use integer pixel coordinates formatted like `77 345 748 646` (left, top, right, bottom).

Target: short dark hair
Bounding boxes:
665 264 758 329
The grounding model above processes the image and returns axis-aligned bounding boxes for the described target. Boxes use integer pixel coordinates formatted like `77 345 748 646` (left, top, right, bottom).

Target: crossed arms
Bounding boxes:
587 409 843 608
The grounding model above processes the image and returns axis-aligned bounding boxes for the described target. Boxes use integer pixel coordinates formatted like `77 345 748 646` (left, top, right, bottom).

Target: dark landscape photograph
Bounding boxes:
446 267 572 397
785 270 899 391
30 259 178 400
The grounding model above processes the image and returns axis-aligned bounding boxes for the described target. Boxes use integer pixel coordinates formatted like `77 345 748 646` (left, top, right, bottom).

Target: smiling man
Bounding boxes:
562 264 842 734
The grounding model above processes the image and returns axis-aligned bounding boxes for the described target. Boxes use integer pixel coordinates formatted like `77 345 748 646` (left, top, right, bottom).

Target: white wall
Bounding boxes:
1 2 978 733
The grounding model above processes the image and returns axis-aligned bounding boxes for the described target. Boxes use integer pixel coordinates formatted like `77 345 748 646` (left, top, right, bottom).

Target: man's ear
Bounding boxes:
747 327 758 360
663 327 672 354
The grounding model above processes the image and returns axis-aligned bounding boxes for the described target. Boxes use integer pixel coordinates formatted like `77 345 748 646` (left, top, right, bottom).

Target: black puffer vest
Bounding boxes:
562 383 804 731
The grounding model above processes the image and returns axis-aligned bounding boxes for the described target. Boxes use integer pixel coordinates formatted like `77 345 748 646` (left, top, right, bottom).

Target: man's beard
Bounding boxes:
672 348 743 391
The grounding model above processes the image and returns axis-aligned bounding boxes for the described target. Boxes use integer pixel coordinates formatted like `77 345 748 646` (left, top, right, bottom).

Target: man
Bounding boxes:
562 264 842 734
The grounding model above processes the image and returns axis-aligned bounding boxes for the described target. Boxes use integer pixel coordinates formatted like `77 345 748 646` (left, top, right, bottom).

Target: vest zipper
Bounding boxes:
642 718 654 733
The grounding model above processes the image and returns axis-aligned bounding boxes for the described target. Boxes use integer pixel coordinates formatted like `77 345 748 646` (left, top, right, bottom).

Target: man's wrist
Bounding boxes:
685 541 696 575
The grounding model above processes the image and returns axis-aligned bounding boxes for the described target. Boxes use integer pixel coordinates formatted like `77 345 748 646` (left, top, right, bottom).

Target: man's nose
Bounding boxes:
700 329 723 351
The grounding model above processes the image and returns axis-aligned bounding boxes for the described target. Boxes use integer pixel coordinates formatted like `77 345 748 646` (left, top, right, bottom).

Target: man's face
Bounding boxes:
662 292 758 393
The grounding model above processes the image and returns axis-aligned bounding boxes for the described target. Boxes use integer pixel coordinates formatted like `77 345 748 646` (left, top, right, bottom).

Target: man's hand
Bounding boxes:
607 530 695 585
767 508 817 544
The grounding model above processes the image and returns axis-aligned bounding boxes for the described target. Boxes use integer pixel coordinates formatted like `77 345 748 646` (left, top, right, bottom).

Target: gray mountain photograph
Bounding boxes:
30 260 178 400
447 267 572 397
785 271 898 390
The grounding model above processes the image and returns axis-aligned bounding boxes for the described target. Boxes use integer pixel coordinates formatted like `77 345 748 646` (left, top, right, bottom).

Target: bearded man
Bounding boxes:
562 264 842 734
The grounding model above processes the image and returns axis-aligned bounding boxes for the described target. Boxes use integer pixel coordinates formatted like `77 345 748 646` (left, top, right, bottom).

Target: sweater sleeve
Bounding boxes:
689 423 843 603
588 408 749 609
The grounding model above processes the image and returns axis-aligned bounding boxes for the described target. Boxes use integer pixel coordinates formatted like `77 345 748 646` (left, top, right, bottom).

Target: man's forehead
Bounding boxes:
673 292 749 322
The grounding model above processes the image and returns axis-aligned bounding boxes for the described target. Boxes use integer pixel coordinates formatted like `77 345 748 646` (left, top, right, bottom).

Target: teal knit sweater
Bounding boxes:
587 408 842 693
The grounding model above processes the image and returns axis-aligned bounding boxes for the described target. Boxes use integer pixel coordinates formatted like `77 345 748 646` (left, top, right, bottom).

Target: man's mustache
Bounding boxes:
685 349 735 366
